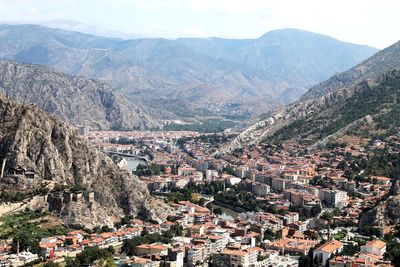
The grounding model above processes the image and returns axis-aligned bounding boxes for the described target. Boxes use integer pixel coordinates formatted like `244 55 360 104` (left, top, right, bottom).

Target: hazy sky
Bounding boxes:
0 0 399 48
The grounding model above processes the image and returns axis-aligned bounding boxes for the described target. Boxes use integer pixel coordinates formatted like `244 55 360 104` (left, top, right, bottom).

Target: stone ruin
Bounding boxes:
47 190 95 212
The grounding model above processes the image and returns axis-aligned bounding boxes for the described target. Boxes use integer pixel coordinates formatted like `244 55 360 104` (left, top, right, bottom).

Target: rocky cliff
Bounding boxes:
360 178 400 229
0 94 170 228
0 61 162 130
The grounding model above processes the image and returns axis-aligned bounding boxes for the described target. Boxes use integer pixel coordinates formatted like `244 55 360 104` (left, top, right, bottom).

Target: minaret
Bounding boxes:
379 212 385 237
0 158 6 179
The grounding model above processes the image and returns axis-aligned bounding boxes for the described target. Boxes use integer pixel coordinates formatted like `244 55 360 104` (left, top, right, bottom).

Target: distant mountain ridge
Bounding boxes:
0 24 378 119
302 40 400 100
0 61 162 130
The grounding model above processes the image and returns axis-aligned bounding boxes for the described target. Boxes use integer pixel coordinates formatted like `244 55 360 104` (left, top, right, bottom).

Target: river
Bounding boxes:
122 157 147 172
210 203 240 221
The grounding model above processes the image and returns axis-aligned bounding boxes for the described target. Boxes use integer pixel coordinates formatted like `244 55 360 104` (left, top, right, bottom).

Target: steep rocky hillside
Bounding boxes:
0 24 377 118
226 70 400 152
0 61 162 130
360 177 400 230
0 94 170 227
225 41 400 152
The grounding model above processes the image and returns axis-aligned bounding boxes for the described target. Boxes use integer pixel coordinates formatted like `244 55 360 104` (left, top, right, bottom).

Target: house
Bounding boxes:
161 221 175 231
241 232 260 247
189 224 205 237
168 249 185 267
121 257 153 267
266 238 318 255
207 235 229 252
329 255 392 267
313 240 343 266
135 244 169 256
213 249 250 267
186 244 208 267
39 242 58 258
178 167 196 176
360 240 386 257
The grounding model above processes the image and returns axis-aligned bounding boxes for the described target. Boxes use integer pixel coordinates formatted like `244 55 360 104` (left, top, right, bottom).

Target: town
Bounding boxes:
0 129 398 266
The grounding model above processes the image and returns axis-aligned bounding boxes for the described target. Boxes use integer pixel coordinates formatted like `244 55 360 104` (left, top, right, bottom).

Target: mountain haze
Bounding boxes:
0 24 378 119
302 40 400 100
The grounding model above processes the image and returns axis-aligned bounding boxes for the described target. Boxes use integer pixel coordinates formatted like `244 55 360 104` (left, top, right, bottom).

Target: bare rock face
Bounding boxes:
223 82 362 152
0 95 171 228
360 178 400 228
0 61 162 130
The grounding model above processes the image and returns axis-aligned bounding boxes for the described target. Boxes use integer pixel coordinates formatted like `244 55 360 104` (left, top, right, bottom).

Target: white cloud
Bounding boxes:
0 0 398 48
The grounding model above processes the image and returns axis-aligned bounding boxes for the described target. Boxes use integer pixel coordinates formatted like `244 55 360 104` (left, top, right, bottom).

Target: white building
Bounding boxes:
360 240 386 257
320 189 348 208
313 240 343 266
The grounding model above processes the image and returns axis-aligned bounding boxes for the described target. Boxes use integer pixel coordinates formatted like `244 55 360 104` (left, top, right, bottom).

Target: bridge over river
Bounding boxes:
107 151 150 162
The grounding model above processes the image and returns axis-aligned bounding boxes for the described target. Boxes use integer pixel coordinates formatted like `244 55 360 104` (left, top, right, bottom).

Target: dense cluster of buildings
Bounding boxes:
2 130 399 266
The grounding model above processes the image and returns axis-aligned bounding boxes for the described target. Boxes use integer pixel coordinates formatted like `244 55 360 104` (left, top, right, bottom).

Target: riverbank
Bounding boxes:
210 201 244 221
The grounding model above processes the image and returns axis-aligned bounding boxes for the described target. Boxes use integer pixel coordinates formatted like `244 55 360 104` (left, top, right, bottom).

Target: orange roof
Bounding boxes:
222 249 248 256
365 239 386 249
268 238 318 251
207 235 222 240
131 219 144 225
131 257 151 264
244 232 260 238
68 230 85 236
126 227 142 232
91 238 104 244
100 232 114 239
68 244 81 249
136 244 168 250
114 231 124 236
371 176 391 180
39 242 57 249
246 247 264 252
315 240 343 254
359 252 382 260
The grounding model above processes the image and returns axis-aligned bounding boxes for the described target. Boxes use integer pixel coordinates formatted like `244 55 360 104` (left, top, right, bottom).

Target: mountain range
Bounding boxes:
0 24 378 122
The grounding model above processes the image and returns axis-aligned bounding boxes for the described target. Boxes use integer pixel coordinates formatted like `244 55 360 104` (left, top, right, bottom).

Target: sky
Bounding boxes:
0 0 399 49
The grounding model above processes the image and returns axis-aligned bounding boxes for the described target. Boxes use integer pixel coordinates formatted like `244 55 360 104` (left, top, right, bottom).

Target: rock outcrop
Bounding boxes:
0 94 171 228
0 61 162 130
360 178 400 229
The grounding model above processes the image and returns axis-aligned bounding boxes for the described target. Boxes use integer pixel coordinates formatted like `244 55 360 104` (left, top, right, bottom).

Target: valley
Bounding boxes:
0 12 398 267
0 24 377 126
